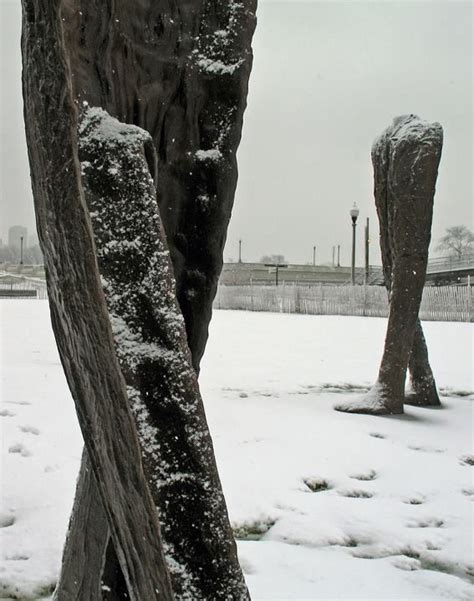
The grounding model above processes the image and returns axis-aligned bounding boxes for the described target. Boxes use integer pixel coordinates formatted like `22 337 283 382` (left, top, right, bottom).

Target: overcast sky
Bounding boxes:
0 0 472 265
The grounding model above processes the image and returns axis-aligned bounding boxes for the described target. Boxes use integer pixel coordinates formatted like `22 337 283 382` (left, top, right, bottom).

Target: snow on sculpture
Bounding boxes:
63 106 247 599
336 115 443 415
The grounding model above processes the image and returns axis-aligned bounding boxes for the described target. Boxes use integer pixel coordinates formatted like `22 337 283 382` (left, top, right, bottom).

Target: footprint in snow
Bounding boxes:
406 517 444 528
338 489 374 499
238 557 256 575
0 409 15 417
407 444 445 454
402 494 425 505
459 454 474 466
369 432 386 439
0 513 15 528
461 487 474 498
350 469 377 481
8 443 32 457
19 425 40 435
5 553 29 561
426 542 442 551
5 400 31 406
391 556 421 571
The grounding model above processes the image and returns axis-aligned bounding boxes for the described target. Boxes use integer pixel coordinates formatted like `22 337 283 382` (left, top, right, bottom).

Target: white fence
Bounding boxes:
2 276 472 322
214 284 473 323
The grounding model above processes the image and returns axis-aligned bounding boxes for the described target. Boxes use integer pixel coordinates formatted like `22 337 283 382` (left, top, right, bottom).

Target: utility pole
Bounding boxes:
313 245 316 266
20 236 24 266
337 244 341 267
238 239 242 263
364 218 370 285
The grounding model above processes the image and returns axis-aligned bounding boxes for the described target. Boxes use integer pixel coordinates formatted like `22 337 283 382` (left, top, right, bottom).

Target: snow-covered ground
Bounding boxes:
1 300 473 600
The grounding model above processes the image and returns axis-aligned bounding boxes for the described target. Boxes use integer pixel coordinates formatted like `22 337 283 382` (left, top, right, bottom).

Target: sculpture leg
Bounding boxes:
335 258 425 415
54 452 129 601
53 452 111 601
21 3 175 598
56 109 249 600
405 318 441 407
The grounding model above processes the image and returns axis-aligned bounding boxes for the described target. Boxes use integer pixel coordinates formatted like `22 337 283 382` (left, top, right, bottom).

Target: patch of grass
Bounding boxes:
459 454 474 466
350 469 377 481
368 432 386 439
341 536 359 548
439 388 474 398
400 547 421 560
403 496 424 505
0 580 56 600
320 383 370 393
338 489 374 499
232 518 276 541
303 477 331 493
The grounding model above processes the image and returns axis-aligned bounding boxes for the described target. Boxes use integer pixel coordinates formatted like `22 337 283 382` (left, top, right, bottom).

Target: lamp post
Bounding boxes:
20 236 24 266
350 203 359 284
238 239 242 263
313 245 316 266
364 218 370 285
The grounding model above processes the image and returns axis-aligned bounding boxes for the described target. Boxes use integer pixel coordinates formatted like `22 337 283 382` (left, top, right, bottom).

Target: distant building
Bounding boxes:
28 233 39 248
8 226 28 250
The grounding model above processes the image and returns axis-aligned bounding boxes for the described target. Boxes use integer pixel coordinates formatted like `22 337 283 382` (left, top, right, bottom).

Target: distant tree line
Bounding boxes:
260 254 287 264
436 225 473 260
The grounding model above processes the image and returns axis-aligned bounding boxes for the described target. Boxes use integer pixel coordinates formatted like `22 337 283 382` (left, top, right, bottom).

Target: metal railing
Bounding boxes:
0 273 48 299
426 253 474 274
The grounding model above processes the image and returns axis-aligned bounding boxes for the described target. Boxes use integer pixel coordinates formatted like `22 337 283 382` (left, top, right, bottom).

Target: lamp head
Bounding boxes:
350 203 359 224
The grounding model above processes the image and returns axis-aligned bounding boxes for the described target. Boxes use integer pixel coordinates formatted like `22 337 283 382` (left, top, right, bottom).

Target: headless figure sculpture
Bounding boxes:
336 115 443 415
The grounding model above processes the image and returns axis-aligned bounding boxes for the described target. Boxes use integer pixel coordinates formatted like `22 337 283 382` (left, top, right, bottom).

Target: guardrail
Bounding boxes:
0 273 48 299
426 253 474 274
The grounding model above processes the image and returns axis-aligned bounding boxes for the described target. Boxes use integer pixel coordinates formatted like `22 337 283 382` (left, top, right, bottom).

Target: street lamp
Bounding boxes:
350 203 359 284
364 218 370 285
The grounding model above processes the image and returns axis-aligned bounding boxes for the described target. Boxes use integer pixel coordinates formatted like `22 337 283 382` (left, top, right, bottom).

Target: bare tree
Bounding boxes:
260 255 287 264
437 225 474 260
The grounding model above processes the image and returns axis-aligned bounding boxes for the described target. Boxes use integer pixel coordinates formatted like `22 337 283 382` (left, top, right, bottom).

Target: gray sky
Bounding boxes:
1 0 472 265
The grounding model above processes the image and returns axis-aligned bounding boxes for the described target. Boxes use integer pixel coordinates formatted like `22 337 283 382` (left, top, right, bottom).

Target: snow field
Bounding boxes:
1 302 473 600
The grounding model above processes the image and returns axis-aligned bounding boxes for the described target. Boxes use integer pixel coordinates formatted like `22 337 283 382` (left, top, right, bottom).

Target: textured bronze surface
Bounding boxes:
21 2 174 599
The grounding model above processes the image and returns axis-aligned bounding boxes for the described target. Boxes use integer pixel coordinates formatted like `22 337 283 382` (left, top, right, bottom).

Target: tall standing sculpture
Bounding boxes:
336 115 443 415
61 0 257 371
21 0 257 599
21 2 175 599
